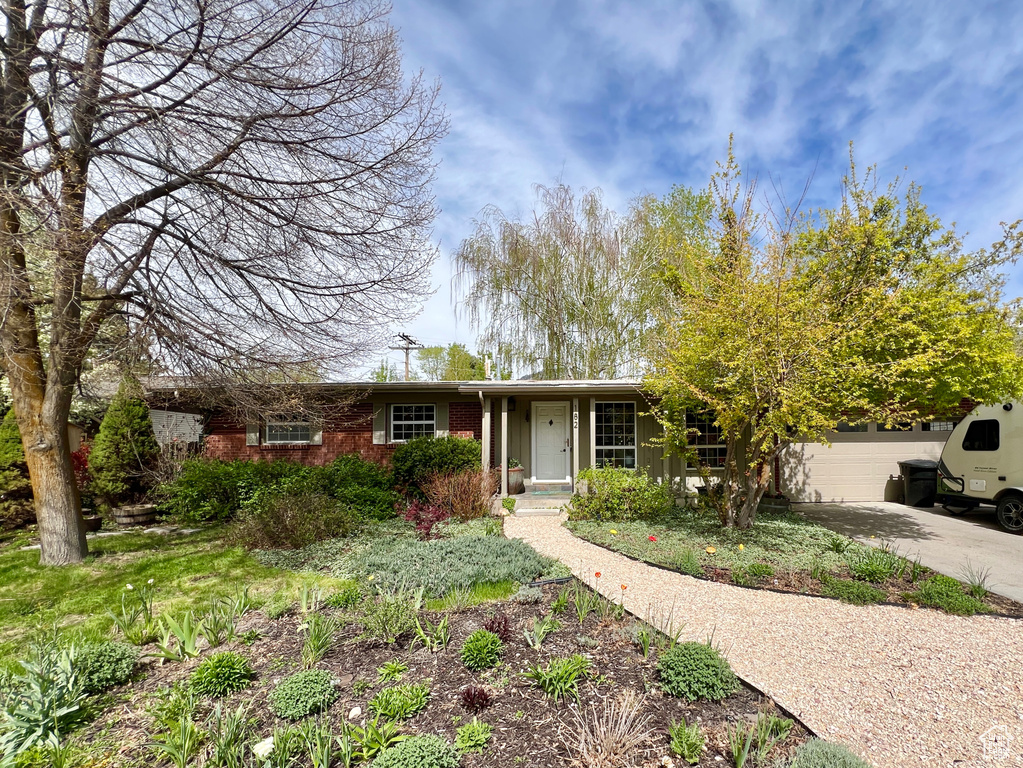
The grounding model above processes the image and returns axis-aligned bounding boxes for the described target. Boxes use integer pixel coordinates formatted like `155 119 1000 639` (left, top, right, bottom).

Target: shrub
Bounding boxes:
511 585 544 604
0 643 91 756
459 685 491 712
569 466 674 522
391 436 481 497
324 583 362 610
524 654 590 703
268 670 339 720
423 469 499 522
907 574 988 616
789 739 871 768
89 375 160 505
189 652 254 698
820 577 886 605
76 641 138 694
657 642 738 701
360 590 421 644
372 735 459 768
482 612 511 642
847 546 903 583
455 718 492 754
160 453 398 524
461 630 503 671
233 491 360 550
400 500 450 540
669 718 704 764
368 683 430 721
563 690 653 766
347 536 558 598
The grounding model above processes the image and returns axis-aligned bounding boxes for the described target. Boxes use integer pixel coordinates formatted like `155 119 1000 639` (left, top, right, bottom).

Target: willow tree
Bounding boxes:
0 0 446 564
454 184 707 379
647 145 1023 529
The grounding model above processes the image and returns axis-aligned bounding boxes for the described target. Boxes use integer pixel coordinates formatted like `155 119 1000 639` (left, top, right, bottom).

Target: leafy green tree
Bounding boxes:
89 377 160 506
416 344 486 380
647 142 1023 529
371 360 403 382
455 184 707 379
0 408 33 525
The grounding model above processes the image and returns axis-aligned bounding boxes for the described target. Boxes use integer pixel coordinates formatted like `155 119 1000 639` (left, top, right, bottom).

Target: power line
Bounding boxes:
388 333 424 380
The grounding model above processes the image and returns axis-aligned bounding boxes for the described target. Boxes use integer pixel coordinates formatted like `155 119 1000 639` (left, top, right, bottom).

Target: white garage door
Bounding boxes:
780 433 947 502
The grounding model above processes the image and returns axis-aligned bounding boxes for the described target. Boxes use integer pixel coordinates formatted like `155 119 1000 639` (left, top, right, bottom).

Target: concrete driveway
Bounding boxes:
795 501 1023 602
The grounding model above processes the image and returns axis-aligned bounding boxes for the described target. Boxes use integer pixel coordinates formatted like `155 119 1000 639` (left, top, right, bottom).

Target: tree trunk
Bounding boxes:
12 384 87 565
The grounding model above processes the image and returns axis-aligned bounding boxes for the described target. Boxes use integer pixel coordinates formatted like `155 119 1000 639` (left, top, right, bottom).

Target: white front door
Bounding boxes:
532 401 570 482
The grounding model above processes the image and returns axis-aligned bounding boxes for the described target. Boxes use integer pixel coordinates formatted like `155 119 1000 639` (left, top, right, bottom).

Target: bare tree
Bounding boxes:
0 0 446 564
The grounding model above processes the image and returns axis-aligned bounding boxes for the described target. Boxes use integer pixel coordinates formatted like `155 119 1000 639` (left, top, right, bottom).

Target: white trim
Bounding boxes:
594 400 638 469
389 403 436 443
264 419 312 445
531 400 572 484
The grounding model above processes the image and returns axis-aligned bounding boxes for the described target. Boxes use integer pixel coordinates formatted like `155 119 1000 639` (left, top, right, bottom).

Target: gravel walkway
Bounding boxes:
506 514 1023 768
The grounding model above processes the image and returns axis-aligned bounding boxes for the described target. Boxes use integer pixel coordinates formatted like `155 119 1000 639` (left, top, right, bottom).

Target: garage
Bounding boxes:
779 422 953 502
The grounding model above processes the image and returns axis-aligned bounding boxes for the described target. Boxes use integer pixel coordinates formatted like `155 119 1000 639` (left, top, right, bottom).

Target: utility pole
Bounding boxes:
388 333 423 381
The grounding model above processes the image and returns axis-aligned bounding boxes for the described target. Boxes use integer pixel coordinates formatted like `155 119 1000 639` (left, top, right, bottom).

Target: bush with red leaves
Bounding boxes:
482 612 511 642
459 684 491 712
400 499 450 539
71 440 91 491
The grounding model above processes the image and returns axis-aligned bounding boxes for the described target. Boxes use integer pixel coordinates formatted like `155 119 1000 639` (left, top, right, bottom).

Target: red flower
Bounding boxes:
595 571 601 578
648 535 658 542
620 584 627 591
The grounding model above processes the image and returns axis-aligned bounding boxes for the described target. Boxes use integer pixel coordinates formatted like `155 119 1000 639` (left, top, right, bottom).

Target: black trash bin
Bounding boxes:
898 459 938 508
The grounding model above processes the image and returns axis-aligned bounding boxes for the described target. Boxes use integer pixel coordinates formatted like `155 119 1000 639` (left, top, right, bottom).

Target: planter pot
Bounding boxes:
507 467 525 495
82 514 103 533
112 504 157 527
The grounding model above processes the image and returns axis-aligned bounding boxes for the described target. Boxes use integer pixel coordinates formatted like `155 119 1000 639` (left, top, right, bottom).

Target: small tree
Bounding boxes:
89 377 160 506
647 142 1023 529
416 344 487 381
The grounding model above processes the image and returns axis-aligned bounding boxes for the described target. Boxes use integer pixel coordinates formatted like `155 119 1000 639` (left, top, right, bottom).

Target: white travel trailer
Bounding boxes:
937 402 1023 532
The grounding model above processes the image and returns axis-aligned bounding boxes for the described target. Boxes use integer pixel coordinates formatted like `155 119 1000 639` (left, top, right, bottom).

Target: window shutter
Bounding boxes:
245 422 260 446
435 401 449 438
372 406 387 445
309 424 323 446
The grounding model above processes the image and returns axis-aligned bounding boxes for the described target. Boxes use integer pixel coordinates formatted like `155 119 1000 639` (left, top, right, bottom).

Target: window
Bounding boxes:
962 419 999 451
265 419 311 444
834 421 868 433
922 420 958 432
595 402 636 468
390 404 436 442
685 412 726 468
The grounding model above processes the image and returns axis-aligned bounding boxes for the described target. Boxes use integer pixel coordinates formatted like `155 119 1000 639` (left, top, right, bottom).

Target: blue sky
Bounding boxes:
371 0 1023 375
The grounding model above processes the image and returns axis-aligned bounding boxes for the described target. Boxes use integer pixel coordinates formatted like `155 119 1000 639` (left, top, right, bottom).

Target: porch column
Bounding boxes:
481 396 491 469
572 398 580 492
589 397 597 469
500 396 509 497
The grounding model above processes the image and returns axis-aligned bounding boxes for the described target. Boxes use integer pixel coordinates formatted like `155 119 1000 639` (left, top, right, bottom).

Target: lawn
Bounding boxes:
0 527 345 673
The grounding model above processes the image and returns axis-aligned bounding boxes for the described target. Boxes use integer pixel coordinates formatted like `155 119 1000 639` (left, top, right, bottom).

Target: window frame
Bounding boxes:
684 411 727 469
264 418 313 445
389 403 437 443
594 401 637 469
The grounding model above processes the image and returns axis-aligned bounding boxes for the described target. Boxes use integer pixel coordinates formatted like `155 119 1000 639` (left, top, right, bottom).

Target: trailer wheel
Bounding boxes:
996 495 1023 534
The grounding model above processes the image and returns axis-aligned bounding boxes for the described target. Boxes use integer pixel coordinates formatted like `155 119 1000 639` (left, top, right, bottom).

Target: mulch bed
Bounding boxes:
83 584 812 767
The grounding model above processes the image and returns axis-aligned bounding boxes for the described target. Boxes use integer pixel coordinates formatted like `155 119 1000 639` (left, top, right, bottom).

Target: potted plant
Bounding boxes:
507 458 525 495
757 491 791 515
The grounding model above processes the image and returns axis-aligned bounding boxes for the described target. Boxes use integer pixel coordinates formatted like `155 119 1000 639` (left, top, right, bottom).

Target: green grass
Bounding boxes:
424 581 518 611
567 508 858 575
0 527 344 672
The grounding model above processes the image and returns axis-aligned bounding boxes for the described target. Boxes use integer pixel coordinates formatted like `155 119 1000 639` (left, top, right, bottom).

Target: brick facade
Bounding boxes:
448 401 483 441
203 398 486 468
203 402 396 466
